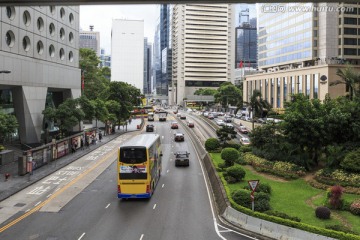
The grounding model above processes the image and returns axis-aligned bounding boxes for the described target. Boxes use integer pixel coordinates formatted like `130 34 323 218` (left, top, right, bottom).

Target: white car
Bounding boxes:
240 137 251 145
216 119 225 126
225 123 234 129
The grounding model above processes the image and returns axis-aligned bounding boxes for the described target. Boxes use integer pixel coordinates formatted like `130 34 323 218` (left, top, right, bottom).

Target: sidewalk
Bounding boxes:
0 119 142 202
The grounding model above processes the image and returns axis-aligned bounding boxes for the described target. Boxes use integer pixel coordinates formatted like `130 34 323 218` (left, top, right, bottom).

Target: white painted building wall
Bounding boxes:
111 19 144 93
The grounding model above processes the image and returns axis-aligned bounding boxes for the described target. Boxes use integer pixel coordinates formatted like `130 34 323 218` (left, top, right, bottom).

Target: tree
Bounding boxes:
214 82 242 112
78 95 95 121
221 147 240 167
55 98 85 136
216 125 237 146
331 64 360 100
91 99 109 129
248 89 271 130
0 111 18 143
79 48 110 100
194 88 217 96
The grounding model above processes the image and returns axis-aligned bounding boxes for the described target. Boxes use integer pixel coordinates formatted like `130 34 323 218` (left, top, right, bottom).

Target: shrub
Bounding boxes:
223 165 246 183
315 168 360 188
232 189 251 208
239 145 252 153
264 210 301 222
221 148 240 167
254 198 271 212
235 153 247 165
315 206 331 219
244 183 272 195
255 192 270 202
349 199 360 216
223 141 241 150
217 162 227 172
325 224 356 235
328 185 344 210
205 138 220 152
0 145 4 152
340 149 360 173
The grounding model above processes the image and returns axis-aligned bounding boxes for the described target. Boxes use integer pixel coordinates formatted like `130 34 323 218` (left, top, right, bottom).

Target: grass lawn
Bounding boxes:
210 153 360 235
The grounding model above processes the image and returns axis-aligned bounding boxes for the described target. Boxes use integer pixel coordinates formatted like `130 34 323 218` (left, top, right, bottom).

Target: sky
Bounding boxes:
79 4 160 54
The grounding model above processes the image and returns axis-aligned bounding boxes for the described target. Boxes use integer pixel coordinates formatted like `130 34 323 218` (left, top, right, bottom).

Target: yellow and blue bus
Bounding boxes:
117 134 162 199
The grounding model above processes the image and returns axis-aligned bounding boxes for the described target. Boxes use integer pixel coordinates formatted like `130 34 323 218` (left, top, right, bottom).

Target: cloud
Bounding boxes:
80 4 159 54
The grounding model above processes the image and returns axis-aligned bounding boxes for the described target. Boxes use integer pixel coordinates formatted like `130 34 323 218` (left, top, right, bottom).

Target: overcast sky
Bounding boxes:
79 4 159 54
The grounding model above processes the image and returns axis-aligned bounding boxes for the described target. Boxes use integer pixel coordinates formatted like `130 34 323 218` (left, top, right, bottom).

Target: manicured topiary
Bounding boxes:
205 138 220 152
244 183 272 195
217 162 227 172
315 206 331 219
232 189 251 208
221 147 240 167
254 198 271 212
223 165 246 183
349 199 360 216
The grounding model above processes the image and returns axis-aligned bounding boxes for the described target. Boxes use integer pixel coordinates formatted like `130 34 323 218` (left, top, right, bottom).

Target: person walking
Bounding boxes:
99 131 103 142
80 137 84 150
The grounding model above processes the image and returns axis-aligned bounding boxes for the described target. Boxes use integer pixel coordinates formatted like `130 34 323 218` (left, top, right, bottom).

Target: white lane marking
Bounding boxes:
34 201 42 207
105 203 110 209
46 194 52 198
153 204 157 209
162 184 164 188
170 158 172 161
25 209 30 213
166 169 169 173
161 136 164 139
140 234 144 240
78 232 86 240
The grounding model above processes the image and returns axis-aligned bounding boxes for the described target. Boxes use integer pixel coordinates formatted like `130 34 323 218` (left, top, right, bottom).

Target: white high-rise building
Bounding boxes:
111 19 144 93
170 4 235 106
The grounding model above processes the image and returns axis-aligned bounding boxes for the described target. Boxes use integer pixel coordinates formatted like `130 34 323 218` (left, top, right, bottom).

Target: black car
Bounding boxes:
174 151 190 166
146 124 154 132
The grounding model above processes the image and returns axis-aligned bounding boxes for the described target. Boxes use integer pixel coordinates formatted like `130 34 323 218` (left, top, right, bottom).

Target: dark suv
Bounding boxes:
174 151 190 166
146 124 154 132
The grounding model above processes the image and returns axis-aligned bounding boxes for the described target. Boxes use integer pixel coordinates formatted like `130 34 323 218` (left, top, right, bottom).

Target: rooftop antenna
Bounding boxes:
90 25 94 31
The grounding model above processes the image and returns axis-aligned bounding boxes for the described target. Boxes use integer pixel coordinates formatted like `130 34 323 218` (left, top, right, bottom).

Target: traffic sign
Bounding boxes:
248 180 259 192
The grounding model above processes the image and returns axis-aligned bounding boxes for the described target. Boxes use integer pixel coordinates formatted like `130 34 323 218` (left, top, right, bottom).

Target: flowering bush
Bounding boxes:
349 199 360 216
328 185 344 210
315 169 360 188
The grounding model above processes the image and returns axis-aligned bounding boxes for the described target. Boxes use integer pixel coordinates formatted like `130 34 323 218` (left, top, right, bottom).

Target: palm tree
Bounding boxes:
331 64 360 100
248 89 271 130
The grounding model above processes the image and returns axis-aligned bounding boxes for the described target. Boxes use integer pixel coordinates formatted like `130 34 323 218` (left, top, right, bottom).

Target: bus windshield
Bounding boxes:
120 147 147 164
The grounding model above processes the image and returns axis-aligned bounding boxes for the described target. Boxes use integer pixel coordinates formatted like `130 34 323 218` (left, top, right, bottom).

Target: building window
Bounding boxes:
344 17 357 25
60 28 65 40
49 44 55 58
22 36 31 52
50 6 55 15
69 51 74 62
283 77 287 102
298 75 303 94
344 27 357 35
6 6 16 20
344 38 357 45
60 7 65 19
290 76 294 95
37 17 44 32
37 40 44 55
265 79 268 101
306 74 311 97
271 79 274 106
49 23 55 36
69 13 74 24
277 78 281 108
69 32 74 43
313 74 318 99
59 48 65 60
5 30 15 48
23 10 31 26
344 48 357 55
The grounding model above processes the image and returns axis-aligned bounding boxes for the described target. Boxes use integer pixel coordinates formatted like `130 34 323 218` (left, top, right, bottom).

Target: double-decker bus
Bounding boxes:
130 105 154 118
117 134 162 199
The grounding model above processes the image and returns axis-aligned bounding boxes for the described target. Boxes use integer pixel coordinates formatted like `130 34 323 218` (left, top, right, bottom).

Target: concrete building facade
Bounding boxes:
245 2 360 109
0 6 80 144
111 19 144 93
170 4 235 106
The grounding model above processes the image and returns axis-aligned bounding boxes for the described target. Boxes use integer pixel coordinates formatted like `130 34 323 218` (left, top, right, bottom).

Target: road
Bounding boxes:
0 113 258 240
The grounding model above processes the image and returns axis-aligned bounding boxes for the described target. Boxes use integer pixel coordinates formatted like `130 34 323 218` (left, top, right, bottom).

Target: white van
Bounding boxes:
148 112 154 121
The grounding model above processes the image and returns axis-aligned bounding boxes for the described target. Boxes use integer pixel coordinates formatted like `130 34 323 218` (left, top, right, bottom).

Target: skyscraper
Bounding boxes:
144 38 152 94
111 19 144 93
244 2 360 109
171 4 235 106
